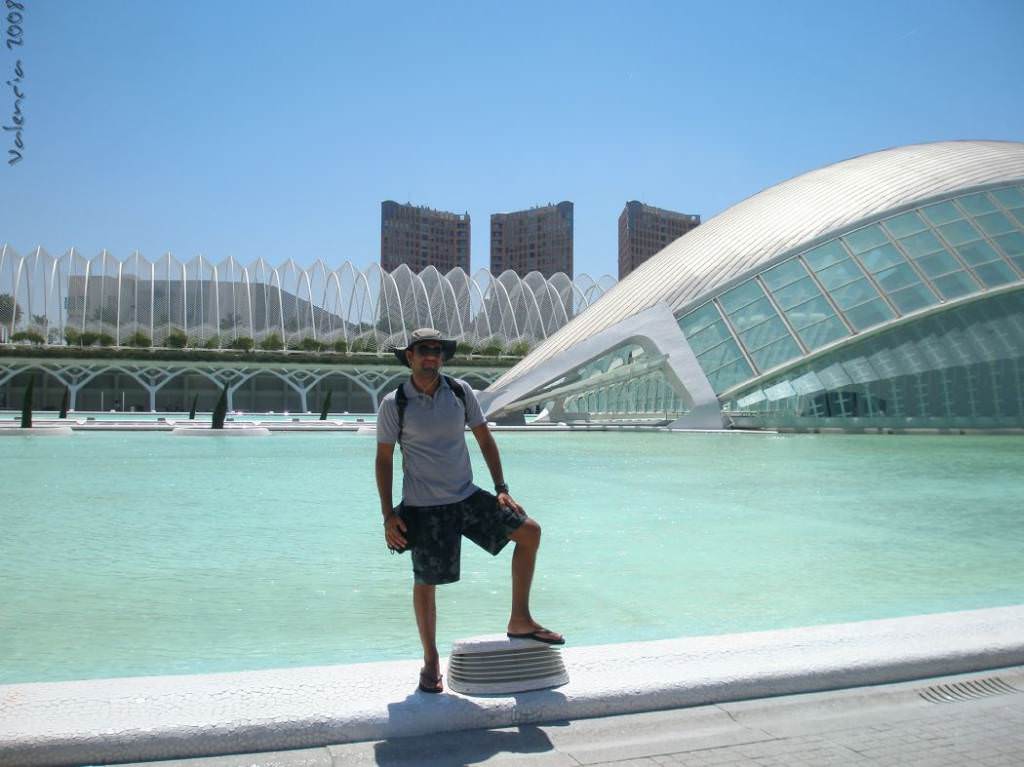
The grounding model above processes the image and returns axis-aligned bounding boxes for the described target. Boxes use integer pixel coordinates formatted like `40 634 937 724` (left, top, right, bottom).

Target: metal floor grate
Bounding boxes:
918 676 1021 704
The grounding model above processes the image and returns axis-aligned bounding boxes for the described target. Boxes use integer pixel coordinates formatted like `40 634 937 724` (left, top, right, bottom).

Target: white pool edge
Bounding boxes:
2 604 1023 767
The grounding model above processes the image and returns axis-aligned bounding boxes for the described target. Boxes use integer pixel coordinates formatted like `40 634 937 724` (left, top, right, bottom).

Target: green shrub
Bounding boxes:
10 330 45 344
164 330 188 349
79 331 100 347
124 331 152 348
456 341 473 356
474 342 503 357
331 339 348 353
259 333 283 351
349 336 374 353
203 335 221 349
228 336 255 351
508 341 531 357
64 327 81 345
97 333 115 347
298 337 322 352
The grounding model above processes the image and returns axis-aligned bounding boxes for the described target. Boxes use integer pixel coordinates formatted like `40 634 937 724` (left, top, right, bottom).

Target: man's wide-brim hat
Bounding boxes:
393 328 457 367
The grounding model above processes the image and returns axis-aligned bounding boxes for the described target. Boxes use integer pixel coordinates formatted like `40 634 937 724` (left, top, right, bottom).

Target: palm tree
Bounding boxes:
0 293 22 335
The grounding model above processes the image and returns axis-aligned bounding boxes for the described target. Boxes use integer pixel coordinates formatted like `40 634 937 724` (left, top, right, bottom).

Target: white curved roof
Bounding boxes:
491 140 1024 389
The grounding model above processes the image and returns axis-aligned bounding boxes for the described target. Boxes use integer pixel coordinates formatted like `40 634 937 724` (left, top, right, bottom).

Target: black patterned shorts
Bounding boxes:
398 489 525 585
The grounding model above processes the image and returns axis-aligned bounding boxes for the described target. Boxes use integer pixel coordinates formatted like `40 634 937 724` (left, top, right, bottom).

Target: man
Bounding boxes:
375 328 564 694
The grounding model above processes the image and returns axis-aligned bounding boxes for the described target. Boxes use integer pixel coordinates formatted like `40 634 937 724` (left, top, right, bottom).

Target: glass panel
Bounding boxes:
697 336 744 371
802 240 847 271
727 296 777 332
771 276 821 310
915 250 962 278
678 302 721 337
797 315 848 350
874 263 919 293
739 315 790 351
1009 208 1024 229
687 319 733 355
829 277 881 310
899 230 944 258
883 211 927 238
843 225 889 254
888 283 937 314
761 259 807 291
706 357 753 393
843 298 893 331
994 231 1024 257
973 260 1017 288
957 241 1001 267
858 243 905 273
956 192 996 216
785 295 835 330
974 211 1017 237
932 271 978 300
719 280 765 313
991 186 1024 208
938 220 981 246
749 335 802 372
921 201 962 226
815 258 864 290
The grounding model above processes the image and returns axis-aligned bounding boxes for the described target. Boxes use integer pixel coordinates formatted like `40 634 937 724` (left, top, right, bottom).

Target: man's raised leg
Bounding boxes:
506 518 563 643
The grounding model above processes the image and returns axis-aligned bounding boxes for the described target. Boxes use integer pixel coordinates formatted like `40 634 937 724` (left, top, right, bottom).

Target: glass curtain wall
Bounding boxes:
724 289 1024 429
676 183 1024 396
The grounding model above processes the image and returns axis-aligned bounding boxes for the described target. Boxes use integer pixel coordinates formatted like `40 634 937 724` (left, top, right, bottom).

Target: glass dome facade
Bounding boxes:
483 142 1024 430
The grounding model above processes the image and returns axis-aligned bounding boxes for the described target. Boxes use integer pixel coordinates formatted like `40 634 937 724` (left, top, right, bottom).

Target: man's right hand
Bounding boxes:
384 512 408 550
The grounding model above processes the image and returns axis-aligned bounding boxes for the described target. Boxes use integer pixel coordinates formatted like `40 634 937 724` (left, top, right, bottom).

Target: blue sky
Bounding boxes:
1 0 1022 277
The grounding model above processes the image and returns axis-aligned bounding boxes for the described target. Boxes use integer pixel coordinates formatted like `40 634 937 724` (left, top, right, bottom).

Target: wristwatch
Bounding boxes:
495 482 509 495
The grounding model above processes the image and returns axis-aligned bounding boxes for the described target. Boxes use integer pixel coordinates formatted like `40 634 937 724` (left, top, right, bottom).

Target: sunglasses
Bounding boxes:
413 344 444 357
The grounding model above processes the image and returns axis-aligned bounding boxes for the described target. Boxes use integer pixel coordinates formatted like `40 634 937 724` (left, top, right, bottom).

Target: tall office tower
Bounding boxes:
490 201 574 278
380 201 471 273
618 201 700 279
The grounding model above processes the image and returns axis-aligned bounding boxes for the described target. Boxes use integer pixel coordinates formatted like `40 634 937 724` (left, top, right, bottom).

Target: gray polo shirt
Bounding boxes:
377 376 487 506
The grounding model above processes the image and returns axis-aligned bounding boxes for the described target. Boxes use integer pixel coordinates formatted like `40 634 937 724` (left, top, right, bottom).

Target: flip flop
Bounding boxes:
418 668 443 694
506 628 565 645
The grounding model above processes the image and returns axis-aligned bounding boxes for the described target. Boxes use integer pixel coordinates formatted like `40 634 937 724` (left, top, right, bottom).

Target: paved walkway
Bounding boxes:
119 666 1024 767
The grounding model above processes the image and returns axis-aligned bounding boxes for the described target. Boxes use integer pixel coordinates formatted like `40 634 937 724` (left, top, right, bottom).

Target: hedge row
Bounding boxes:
0 343 521 368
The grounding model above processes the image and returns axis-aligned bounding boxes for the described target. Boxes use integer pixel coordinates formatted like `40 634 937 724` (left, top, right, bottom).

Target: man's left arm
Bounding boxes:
459 380 524 514
471 423 523 514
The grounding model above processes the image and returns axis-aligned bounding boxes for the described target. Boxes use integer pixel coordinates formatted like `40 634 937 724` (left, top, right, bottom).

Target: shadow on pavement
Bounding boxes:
374 688 569 765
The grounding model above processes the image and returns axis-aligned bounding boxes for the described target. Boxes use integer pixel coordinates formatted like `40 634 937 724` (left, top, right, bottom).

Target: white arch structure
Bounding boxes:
0 252 614 352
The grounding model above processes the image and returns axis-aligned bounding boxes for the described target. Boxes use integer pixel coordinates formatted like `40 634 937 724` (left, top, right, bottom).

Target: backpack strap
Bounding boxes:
444 375 469 421
395 376 468 446
395 382 408 445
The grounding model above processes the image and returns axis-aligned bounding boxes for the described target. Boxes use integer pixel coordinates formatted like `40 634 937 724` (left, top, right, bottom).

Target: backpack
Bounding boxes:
394 375 468 445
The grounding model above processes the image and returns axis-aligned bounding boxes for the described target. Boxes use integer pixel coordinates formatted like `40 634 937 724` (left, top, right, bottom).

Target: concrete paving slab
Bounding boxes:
118 748 333 767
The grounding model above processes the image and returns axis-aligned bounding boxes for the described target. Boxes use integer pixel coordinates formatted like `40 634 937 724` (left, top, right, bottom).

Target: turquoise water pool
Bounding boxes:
2 431 1023 684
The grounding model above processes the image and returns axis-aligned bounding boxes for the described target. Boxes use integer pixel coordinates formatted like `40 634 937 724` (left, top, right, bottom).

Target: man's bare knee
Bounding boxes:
511 518 541 549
